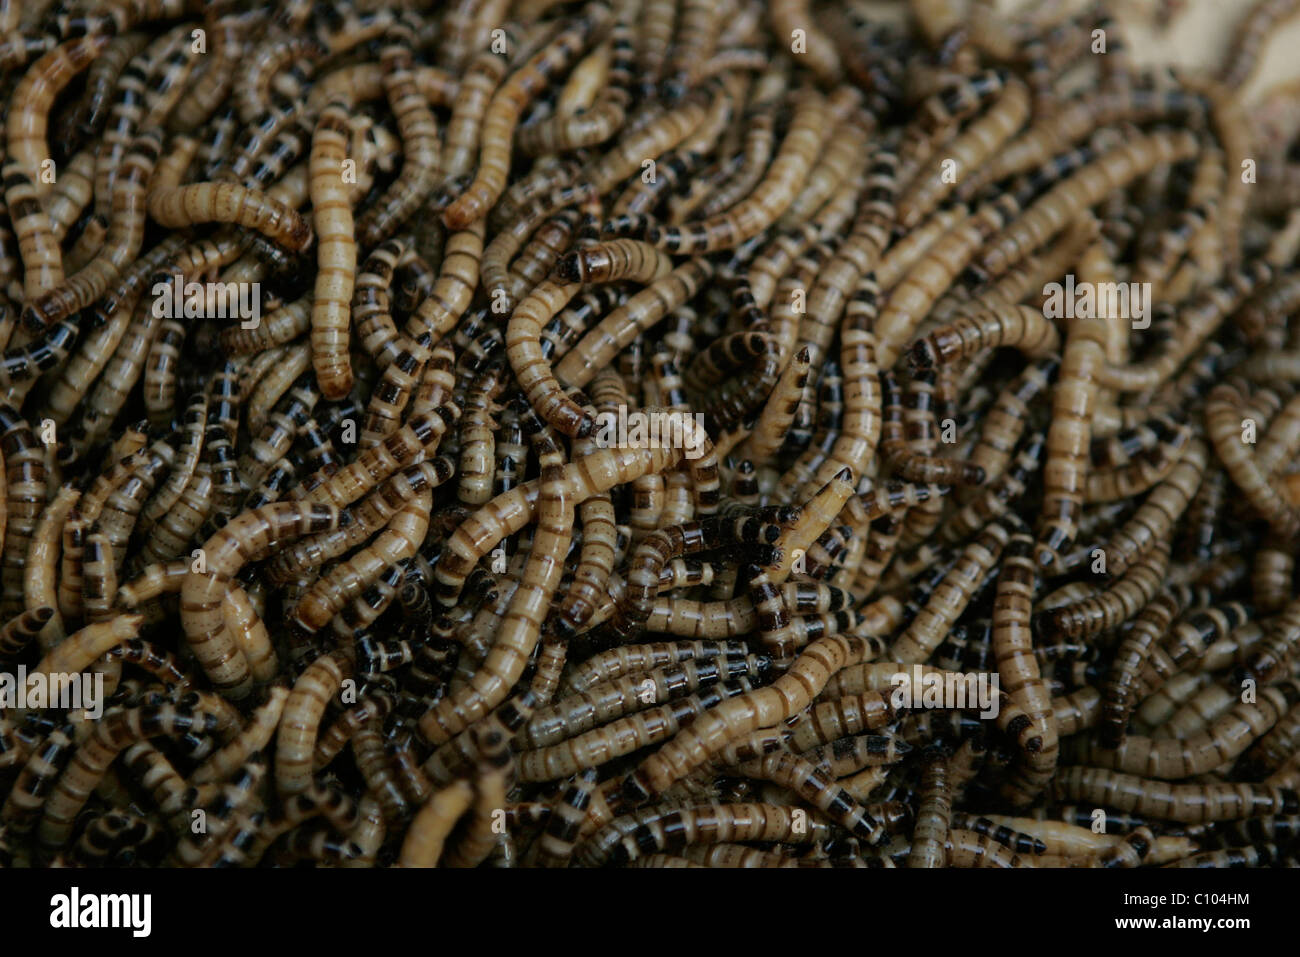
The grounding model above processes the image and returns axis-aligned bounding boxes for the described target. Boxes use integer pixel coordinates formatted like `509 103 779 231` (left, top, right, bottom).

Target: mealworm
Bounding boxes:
4 161 63 303
642 88 831 254
1205 382 1300 536
575 802 837 867
907 749 951 868
183 502 346 699
443 5 608 229
289 487 432 637
993 525 1058 804
975 131 1199 279
146 134 312 249
624 633 883 800
1222 0 1300 90
7 35 109 203
1053 766 1299 824
355 20 440 246
898 78 1031 232
1037 540 1170 640
889 517 1012 663
521 14 632 154
302 99 355 400
420 425 574 744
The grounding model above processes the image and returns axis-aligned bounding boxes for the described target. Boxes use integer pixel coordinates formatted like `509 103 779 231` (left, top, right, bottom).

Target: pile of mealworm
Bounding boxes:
1 0 1300 869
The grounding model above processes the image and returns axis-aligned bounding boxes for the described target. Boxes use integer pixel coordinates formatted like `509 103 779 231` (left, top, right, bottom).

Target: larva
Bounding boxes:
1096 269 1269 398
770 0 841 86
145 134 312 249
880 369 983 486
555 238 676 284
182 502 346 699
23 128 159 331
443 5 608 229
313 693 395 775
0 407 47 617
355 20 440 246
4 161 64 302
888 518 1012 664
1241 596 1300 686
520 14 632 154
6 35 109 202
690 97 780 223
39 698 233 854
45 149 97 242
304 99 355 400
1034 252 1110 568
624 633 882 799
1053 767 1299 824
1077 685 1291 779
975 131 1200 279
911 302 1060 371
907 749 951 868
1223 0 1300 88
1083 425 1192 503
563 639 754 695
553 258 713 388
1092 587 1190 743
481 185 586 311
729 747 886 842
643 88 831 254
1235 271 1300 350
1037 540 1170 640
419 425 575 744
942 432 1045 545
288 488 432 636
993 526 1058 804
575 802 837 867
1205 382 1300 536
897 77 1031 231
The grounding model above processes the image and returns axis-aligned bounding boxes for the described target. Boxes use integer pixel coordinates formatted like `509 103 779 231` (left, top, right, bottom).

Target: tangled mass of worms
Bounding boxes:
2 0 1300 870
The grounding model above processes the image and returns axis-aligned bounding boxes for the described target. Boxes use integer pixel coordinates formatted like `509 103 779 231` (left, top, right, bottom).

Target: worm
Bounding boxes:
624 633 884 800
288 488 432 636
145 135 312 250
889 517 1012 664
993 524 1058 804
1205 382 1300 536
355 19 440 246
4 161 63 303
183 502 347 699
907 749 951 868
642 88 832 254
7 35 109 201
305 100 355 399
1221 0 1300 90
1035 247 1110 568
575 802 837 866
553 258 713 388
899 79 1031 232
420 425 575 744
23 128 158 331
1053 767 1299 824
443 5 609 229
975 131 1200 279
520 12 632 154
